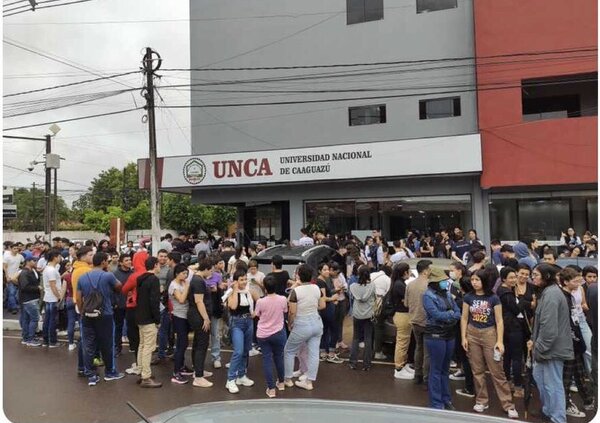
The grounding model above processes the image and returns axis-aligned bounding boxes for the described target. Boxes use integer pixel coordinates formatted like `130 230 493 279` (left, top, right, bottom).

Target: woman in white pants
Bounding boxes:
283 264 326 391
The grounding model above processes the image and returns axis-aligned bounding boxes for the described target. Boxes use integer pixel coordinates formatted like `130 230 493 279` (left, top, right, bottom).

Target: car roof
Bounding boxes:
255 244 334 262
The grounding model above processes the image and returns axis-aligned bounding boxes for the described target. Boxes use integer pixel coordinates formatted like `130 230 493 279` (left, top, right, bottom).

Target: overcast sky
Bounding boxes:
2 0 192 204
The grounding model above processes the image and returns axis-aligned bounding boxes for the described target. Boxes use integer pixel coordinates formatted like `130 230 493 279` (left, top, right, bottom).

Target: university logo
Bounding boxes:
183 158 207 185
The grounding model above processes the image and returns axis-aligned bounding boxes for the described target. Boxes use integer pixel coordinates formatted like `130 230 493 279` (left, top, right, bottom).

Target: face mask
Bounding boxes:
449 271 457 280
439 280 449 290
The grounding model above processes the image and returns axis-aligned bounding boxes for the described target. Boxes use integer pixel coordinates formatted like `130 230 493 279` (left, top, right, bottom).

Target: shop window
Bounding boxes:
417 0 457 14
347 0 384 24
522 72 597 121
306 201 356 235
419 97 461 119
349 104 386 126
489 199 519 241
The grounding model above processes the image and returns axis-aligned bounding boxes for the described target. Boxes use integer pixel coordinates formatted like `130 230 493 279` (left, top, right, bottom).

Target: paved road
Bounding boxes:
1 332 592 423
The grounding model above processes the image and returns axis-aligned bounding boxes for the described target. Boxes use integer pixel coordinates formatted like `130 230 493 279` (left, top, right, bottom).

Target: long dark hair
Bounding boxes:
473 268 495 296
391 262 410 283
357 265 370 285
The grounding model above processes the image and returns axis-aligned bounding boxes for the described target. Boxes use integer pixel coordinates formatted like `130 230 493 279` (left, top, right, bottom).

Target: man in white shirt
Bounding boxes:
298 228 314 247
4 243 24 314
159 233 173 253
42 250 64 347
194 236 212 255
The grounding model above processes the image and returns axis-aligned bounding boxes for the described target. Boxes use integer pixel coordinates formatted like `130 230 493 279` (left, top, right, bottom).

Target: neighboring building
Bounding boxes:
144 0 597 245
474 0 598 241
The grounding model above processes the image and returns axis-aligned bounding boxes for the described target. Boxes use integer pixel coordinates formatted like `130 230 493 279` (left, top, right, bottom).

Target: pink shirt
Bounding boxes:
255 294 288 338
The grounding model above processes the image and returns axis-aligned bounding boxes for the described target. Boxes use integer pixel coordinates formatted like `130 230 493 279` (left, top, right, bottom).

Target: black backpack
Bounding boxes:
82 273 104 319
380 285 396 319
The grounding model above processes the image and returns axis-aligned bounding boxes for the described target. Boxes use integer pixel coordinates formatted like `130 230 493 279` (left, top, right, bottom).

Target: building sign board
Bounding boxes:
140 134 482 189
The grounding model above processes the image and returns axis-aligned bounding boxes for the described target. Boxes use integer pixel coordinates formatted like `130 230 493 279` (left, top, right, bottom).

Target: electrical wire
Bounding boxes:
3 107 143 131
3 71 140 98
3 0 91 16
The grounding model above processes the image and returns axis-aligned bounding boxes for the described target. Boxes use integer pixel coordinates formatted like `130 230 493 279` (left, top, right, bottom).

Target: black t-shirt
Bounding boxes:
391 279 409 313
268 270 290 296
452 239 471 260
316 277 333 298
187 275 212 326
220 250 235 267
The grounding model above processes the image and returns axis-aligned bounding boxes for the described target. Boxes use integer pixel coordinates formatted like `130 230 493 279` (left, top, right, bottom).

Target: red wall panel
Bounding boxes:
474 0 598 188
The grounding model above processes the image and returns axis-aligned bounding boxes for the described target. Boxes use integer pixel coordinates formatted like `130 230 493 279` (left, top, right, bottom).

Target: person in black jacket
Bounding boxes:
497 266 528 399
135 257 162 388
19 257 42 346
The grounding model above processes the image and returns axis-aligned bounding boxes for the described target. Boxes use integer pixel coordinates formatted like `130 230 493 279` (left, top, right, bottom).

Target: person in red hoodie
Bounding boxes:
121 247 149 376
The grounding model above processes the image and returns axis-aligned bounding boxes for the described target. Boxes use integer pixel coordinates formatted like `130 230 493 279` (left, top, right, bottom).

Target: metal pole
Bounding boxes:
53 167 58 232
31 182 36 231
44 134 51 236
143 47 162 256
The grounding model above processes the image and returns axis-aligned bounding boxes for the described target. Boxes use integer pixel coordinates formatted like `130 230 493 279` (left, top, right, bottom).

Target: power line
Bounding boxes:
162 46 598 72
3 164 90 187
3 107 143 131
156 77 597 109
3 0 92 17
3 70 140 98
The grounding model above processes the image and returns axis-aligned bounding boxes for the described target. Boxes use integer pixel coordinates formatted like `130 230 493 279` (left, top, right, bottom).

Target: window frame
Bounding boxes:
348 104 387 126
418 96 461 120
347 0 384 25
416 0 458 14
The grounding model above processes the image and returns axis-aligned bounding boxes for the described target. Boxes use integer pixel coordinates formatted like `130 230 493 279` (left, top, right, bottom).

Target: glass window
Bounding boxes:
356 202 379 230
522 72 598 121
416 0 457 14
305 201 356 235
588 198 598 235
349 104 386 126
518 199 570 241
347 0 384 25
419 97 461 119
489 199 519 241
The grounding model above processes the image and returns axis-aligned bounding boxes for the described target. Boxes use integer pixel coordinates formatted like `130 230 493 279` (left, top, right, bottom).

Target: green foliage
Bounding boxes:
161 193 236 235
4 187 72 231
82 201 151 233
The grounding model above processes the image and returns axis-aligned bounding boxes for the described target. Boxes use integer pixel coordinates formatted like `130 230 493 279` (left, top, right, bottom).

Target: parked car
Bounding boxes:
253 244 337 276
149 399 509 423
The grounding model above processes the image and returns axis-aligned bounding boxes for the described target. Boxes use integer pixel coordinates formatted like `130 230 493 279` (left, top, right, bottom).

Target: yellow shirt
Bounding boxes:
71 260 92 303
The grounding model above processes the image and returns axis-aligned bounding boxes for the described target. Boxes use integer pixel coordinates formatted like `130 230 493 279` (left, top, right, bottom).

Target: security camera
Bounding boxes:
27 166 34 172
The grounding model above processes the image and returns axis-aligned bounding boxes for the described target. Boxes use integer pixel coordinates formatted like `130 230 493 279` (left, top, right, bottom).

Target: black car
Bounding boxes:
253 244 337 276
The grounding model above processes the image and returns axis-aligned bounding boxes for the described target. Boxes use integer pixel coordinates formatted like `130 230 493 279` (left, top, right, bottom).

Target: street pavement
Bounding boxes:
2 330 583 423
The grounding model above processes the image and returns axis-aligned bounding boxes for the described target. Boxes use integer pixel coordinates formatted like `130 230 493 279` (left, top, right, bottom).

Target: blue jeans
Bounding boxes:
227 316 253 381
65 298 78 344
284 314 323 381
172 315 190 374
319 304 337 353
42 302 58 345
533 359 566 423
82 315 116 376
257 328 287 389
158 308 171 358
210 316 221 362
425 337 455 409
20 300 40 342
579 318 593 374
6 283 18 311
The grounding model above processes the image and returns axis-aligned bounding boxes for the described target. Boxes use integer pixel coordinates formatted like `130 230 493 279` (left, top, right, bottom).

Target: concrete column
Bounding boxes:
288 197 304 244
471 176 490 245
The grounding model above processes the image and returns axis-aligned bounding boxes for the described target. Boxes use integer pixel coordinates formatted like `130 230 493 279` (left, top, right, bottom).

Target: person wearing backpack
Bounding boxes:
371 265 392 360
76 252 124 386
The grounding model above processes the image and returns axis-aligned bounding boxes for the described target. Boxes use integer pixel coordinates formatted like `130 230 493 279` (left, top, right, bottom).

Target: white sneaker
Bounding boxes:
225 379 240 393
566 402 586 418
450 360 458 368
449 370 465 380
359 342 365 348
125 363 141 375
473 403 489 413
404 364 415 373
225 362 230 368
292 370 303 378
298 374 308 382
374 352 387 360
68 343 77 351
57 330 68 336
236 375 255 387
213 360 222 369
507 408 519 419
203 371 213 378
570 383 579 393
121 336 128 343
394 367 414 380
248 347 261 357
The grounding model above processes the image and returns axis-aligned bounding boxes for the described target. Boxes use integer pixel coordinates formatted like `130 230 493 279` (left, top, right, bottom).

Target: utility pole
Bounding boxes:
142 47 162 256
31 182 36 231
53 167 58 231
45 134 51 236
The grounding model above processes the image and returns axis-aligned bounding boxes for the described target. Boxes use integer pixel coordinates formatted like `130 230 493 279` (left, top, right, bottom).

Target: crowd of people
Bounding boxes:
3 226 599 422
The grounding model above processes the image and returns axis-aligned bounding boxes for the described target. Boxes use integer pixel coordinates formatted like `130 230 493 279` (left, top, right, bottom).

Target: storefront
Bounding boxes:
142 133 485 244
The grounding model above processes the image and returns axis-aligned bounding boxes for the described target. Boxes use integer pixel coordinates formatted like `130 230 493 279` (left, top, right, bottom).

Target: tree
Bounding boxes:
4 186 72 231
161 193 236 235
76 163 149 213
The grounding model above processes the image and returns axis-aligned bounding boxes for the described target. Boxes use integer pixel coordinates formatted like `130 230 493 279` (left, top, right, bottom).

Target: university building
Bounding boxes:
144 0 597 245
